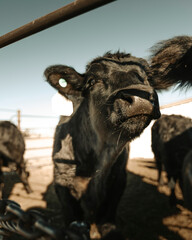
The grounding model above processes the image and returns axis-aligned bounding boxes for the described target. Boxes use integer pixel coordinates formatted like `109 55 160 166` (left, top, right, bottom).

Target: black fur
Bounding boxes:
182 150 192 210
151 114 192 205
0 121 32 197
150 36 192 89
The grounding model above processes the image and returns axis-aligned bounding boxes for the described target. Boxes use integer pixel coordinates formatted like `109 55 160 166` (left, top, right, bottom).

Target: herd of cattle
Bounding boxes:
1 35 192 239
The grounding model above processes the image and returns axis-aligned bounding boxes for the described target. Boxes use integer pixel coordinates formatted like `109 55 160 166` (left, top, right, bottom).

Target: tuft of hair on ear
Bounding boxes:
149 36 192 90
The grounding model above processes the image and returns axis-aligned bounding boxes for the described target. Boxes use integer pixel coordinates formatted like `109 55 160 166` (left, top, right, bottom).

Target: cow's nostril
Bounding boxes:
121 96 134 104
126 96 134 105
119 92 134 104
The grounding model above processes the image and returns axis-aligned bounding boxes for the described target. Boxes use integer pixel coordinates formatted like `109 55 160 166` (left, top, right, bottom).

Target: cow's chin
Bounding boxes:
111 114 152 142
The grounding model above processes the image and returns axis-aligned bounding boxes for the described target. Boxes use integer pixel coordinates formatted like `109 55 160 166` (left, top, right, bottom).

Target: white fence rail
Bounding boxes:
0 109 59 165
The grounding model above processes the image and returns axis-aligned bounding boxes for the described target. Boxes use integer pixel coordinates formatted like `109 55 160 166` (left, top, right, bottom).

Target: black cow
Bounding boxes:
44 35 192 238
151 114 192 205
182 149 192 210
0 121 32 198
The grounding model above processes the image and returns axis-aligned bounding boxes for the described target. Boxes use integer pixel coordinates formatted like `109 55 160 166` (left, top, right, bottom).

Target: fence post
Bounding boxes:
17 110 21 130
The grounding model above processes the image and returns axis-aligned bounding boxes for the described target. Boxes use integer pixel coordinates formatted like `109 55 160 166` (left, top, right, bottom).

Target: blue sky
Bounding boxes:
1 0 192 121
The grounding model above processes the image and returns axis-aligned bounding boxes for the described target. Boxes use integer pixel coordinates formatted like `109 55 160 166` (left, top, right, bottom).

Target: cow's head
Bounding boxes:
45 52 160 144
44 36 192 145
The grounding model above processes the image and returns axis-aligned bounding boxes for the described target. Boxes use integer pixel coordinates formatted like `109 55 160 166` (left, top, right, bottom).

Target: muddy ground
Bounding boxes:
1 156 192 240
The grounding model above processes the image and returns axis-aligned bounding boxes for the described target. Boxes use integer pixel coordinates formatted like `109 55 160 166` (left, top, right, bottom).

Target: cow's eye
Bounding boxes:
89 79 96 86
87 78 96 88
59 78 68 88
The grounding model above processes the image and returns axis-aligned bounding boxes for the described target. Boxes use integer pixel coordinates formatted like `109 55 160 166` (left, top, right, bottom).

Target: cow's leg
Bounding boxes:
166 154 177 206
167 176 177 206
16 158 32 193
155 156 164 185
99 151 127 223
81 148 128 236
55 184 84 226
97 152 127 237
54 158 85 226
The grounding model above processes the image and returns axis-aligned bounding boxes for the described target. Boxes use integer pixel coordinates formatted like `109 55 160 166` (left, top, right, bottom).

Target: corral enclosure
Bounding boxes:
1 0 192 239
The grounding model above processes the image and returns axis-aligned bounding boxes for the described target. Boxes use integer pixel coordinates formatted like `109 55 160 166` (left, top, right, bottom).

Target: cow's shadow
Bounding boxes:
42 170 189 240
117 171 188 240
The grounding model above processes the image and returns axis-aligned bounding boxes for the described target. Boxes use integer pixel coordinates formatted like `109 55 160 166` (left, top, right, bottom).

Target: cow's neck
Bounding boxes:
72 100 97 148
73 99 127 170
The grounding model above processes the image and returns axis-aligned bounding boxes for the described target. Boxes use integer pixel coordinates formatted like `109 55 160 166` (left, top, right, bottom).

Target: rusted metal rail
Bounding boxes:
0 0 115 48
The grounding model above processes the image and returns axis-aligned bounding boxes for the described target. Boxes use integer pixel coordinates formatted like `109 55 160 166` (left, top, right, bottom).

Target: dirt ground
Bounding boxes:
118 158 192 240
1 156 192 240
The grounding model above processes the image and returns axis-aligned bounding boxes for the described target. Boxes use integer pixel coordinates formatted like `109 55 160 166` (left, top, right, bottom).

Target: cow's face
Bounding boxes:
84 53 160 142
45 52 160 144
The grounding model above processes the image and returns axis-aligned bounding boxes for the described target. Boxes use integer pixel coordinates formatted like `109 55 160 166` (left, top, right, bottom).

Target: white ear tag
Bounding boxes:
59 78 67 88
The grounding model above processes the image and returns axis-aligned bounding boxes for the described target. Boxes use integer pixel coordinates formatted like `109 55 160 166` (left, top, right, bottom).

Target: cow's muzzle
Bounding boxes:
108 85 161 119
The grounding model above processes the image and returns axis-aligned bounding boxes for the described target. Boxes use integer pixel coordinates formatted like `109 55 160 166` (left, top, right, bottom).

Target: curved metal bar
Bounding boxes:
0 0 115 48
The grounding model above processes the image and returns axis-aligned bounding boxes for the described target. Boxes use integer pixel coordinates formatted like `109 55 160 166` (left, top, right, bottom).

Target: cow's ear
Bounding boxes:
44 65 85 96
149 36 192 90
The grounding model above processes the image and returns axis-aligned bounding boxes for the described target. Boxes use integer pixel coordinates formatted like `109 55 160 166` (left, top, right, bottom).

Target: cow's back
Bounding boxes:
152 114 192 154
0 121 25 161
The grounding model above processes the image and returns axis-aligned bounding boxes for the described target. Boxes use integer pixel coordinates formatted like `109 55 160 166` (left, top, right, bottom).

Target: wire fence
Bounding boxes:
0 108 58 135
0 108 59 164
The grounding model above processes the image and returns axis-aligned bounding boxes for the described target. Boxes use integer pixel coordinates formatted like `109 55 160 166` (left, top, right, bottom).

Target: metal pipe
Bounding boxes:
0 0 115 48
